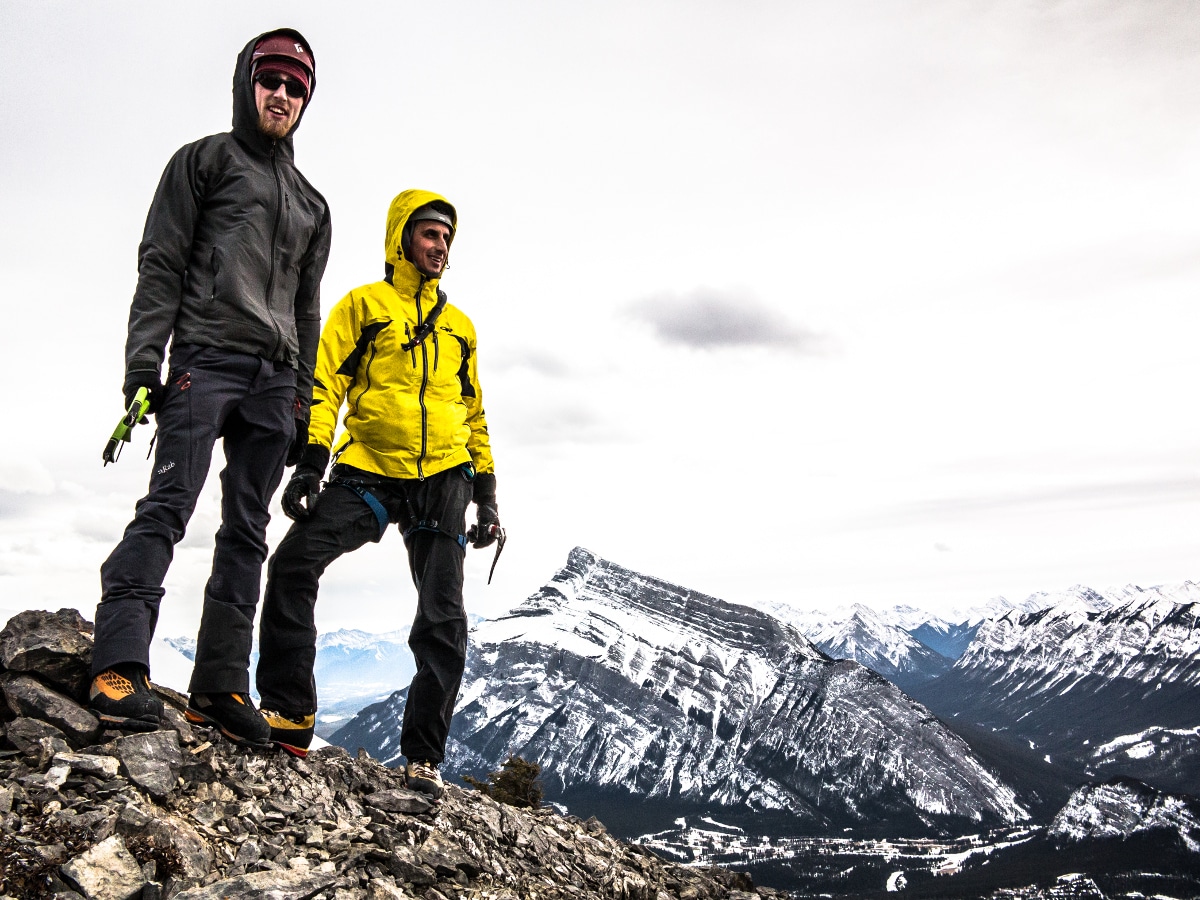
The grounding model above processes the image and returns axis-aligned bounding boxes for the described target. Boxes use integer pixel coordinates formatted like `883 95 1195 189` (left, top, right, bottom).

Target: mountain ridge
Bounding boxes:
335 547 1029 836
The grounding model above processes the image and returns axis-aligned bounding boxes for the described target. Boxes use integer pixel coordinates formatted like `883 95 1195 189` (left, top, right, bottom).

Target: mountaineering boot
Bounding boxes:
405 759 444 799
186 693 272 748
89 663 165 731
261 709 316 758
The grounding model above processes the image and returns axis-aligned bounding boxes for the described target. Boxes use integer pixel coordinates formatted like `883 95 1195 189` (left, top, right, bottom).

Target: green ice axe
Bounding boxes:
102 386 151 465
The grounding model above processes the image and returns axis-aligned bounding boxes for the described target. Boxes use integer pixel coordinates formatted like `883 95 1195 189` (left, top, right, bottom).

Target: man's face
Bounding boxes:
409 221 452 277
254 72 305 139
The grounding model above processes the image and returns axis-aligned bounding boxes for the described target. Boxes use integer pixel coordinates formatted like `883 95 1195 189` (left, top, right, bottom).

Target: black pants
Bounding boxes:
93 344 295 693
257 463 473 765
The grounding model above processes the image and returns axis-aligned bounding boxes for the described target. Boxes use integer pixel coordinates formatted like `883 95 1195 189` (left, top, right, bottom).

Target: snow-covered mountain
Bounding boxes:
1088 726 1200 788
759 600 964 684
1050 778 1200 851
906 618 979 660
800 603 952 691
334 547 1029 836
943 586 1111 626
909 587 1200 790
766 585 1116 675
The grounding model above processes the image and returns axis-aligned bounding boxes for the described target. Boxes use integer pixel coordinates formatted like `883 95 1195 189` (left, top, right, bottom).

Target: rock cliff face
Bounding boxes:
0 608 784 900
335 548 1028 836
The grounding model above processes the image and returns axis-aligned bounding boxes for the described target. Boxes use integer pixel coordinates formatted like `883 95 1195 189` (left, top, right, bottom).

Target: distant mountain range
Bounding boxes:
909 587 1200 794
325 548 1199 891
768 580 1199 795
165 627 414 738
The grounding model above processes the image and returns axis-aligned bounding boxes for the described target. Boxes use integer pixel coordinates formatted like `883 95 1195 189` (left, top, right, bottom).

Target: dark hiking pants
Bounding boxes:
257 463 472 764
93 343 295 693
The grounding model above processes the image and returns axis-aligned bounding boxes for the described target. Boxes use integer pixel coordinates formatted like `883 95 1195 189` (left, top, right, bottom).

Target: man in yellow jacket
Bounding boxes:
255 189 499 798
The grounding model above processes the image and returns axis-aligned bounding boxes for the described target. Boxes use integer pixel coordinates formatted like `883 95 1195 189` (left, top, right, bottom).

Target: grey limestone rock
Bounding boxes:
0 672 101 746
114 729 183 799
58 834 146 900
54 751 121 780
362 788 432 816
5 715 71 756
170 868 337 899
0 608 94 697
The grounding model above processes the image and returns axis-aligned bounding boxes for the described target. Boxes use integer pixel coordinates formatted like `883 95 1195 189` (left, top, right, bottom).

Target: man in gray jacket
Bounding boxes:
89 28 332 747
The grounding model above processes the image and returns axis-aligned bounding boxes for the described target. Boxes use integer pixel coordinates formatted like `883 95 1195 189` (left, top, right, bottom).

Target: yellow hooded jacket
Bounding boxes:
308 190 494 480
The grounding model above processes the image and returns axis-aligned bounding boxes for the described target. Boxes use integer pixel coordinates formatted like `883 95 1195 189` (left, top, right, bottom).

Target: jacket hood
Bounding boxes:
385 189 458 274
232 28 316 157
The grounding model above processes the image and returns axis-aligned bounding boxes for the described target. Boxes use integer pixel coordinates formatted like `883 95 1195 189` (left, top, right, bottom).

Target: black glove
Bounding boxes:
471 472 501 548
122 373 164 423
281 444 330 521
286 410 310 467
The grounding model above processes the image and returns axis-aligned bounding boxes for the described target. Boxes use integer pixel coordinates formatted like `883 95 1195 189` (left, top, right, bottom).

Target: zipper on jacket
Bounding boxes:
405 324 417 367
415 276 431 480
264 142 285 360
349 344 379 417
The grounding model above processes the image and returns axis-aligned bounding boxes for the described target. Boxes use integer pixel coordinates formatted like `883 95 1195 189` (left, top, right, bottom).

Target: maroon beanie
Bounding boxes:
252 33 314 99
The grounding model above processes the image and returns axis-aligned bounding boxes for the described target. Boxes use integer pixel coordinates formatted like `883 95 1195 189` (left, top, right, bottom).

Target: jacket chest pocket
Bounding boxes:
276 182 320 265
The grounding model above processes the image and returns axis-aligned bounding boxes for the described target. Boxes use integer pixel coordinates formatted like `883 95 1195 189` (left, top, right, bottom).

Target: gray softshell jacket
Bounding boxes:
124 28 332 412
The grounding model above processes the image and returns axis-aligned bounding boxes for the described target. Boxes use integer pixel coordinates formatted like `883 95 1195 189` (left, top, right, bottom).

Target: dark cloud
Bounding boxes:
627 290 825 353
489 350 573 377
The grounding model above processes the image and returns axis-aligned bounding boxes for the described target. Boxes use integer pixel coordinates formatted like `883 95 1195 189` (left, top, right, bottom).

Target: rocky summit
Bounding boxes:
0 609 783 900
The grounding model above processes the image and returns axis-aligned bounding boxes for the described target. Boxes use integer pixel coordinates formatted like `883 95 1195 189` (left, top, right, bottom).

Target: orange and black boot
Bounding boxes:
89 663 165 732
186 692 272 749
261 709 316 758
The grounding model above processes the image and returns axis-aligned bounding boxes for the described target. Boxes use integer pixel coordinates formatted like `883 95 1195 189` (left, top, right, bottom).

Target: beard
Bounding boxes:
257 109 295 140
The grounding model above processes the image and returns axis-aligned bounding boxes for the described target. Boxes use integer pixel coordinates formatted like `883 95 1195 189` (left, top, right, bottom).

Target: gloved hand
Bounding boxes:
281 444 330 521
286 408 310 467
470 472 501 548
122 373 165 424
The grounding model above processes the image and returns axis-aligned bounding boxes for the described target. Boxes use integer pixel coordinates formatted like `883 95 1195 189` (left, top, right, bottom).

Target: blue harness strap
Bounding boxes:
337 482 389 540
403 519 468 550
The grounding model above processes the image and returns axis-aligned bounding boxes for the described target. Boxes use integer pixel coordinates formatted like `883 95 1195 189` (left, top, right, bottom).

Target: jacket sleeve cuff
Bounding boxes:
473 472 497 509
299 444 331 476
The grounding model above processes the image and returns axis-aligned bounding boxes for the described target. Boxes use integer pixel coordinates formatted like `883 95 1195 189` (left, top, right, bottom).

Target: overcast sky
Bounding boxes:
1 1 1198 645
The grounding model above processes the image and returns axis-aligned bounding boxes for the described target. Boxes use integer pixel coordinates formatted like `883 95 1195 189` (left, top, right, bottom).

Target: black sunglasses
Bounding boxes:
255 73 307 100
